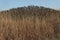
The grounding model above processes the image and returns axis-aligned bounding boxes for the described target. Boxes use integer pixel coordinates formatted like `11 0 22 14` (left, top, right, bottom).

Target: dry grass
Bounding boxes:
0 6 60 40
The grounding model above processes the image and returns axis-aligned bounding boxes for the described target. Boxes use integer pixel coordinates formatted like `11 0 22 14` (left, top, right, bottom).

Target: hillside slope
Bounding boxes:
0 6 60 40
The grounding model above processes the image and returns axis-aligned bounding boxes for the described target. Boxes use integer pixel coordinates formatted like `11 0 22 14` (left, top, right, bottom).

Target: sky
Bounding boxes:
0 0 60 11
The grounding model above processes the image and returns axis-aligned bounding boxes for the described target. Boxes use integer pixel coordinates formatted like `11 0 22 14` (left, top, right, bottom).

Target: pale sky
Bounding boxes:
0 0 60 11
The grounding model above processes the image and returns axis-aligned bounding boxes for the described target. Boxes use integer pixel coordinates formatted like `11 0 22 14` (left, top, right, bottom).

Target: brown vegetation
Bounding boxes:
0 6 60 40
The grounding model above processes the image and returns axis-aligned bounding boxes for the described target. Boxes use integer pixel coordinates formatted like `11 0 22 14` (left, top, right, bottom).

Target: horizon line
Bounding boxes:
0 5 60 11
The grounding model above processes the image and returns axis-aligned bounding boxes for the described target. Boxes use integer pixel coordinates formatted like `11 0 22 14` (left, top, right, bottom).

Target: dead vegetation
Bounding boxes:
0 6 60 40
